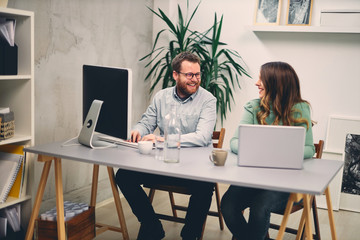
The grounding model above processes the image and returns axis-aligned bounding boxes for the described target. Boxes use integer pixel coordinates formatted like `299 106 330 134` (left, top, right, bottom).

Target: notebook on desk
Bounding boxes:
237 124 306 169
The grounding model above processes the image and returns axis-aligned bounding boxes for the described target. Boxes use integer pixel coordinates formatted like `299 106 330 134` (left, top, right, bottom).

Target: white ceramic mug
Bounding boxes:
138 141 153 154
209 149 228 166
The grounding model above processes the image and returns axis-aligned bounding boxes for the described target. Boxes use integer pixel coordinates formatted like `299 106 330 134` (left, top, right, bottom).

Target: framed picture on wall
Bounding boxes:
286 0 313 25
254 0 282 25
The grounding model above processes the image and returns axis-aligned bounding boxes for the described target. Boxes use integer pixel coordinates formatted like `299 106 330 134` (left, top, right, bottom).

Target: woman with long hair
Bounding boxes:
221 61 315 240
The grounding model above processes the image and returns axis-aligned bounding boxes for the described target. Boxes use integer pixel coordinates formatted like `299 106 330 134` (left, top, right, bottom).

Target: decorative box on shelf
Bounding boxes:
321 9 360 27
0 111 15 140
34 206 95 240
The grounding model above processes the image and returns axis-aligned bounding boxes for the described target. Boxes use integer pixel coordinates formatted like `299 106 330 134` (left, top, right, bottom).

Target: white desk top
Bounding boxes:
24 140 343 195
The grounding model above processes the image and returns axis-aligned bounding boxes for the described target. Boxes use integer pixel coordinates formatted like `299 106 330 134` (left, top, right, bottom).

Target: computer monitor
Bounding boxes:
83 65 132 140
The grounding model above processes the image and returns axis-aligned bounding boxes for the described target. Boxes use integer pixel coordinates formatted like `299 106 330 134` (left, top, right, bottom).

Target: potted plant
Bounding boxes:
140 1 250 124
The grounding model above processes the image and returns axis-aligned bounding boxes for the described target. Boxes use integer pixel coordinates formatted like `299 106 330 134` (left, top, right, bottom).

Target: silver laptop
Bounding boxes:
237 124 306 169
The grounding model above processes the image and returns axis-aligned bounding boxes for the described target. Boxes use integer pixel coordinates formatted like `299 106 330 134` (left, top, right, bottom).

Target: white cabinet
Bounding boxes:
0 7 34 230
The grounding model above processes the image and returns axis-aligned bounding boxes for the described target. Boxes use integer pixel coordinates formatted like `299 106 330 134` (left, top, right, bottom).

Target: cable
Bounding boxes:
61 136 81 147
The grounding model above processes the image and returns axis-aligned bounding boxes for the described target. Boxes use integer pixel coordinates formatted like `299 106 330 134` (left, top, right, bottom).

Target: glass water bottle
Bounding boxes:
163 104 181 163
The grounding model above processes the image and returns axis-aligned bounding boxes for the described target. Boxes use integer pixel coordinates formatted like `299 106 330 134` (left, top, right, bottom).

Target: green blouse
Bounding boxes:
230 99 315 159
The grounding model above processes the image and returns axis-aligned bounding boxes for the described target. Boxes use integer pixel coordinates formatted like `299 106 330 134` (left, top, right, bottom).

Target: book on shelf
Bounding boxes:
0 216 6 238
8 158 25 199
4 206 20 232
0 145 25 200
0 146 24 204
0 204 21 237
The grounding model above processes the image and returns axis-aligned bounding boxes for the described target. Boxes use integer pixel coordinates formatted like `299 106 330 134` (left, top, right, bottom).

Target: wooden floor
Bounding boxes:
94 184 360 240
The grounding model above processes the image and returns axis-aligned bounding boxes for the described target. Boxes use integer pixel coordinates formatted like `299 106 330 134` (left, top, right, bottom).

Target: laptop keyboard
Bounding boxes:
97 135 138 148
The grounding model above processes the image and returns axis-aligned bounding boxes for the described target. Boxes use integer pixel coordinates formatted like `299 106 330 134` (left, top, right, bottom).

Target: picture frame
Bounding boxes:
316 115 360 211
254 0 282 25
325 115 360 153
340 134 360 213
286 0 314 25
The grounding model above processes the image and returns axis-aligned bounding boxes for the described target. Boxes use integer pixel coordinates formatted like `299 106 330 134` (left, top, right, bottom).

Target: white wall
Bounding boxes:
155 0 360 149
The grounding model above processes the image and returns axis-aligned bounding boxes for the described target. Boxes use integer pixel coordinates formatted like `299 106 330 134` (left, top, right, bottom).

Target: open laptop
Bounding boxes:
237 124 306 169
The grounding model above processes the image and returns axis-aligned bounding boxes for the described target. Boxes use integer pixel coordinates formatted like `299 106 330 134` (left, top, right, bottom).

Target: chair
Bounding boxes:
267 140 324 240
143 128 226 239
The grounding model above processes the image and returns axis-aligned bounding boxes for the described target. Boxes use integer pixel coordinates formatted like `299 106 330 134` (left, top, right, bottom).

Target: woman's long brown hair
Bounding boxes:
256 62 309 128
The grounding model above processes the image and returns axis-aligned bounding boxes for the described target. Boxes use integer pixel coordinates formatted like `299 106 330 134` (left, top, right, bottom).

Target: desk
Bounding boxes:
24 141 343 240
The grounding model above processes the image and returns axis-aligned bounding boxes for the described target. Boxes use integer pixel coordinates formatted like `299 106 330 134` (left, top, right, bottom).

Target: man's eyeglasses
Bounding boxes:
177 72 201 80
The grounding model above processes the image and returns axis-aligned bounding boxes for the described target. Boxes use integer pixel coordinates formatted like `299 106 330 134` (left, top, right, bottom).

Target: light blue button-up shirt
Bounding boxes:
133 86 217 147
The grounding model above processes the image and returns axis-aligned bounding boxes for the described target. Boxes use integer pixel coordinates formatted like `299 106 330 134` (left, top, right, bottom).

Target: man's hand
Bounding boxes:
129 130 141 143
141 134 157 143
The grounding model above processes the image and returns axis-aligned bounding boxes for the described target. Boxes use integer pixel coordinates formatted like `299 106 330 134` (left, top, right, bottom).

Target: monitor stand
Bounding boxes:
78 99 113 149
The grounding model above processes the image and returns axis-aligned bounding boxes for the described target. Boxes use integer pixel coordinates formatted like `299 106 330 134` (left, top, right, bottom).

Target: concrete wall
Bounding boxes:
8 0 154 210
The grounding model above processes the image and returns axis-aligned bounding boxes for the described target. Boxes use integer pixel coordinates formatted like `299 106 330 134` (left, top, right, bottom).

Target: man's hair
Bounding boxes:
171 51 201 72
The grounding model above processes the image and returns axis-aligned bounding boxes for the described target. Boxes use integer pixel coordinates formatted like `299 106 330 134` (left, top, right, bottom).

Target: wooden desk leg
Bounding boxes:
25 156 52 240
302 194 313 240
54 158 66 240
90 164 99 207
296 206 306 240
296 216 305 240
325 187 338 240
276 194 295 240
107 167 129 240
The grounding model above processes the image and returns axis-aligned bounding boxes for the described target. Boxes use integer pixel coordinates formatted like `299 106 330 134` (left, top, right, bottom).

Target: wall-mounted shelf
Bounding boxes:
0 75 32 80
249 25 360 34
0 195 31 209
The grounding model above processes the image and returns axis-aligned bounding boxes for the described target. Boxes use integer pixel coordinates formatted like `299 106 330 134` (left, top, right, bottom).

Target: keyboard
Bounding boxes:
97 135 138 148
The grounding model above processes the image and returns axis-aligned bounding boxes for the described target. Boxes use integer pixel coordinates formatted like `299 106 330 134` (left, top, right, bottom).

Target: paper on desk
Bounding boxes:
0 18 16 46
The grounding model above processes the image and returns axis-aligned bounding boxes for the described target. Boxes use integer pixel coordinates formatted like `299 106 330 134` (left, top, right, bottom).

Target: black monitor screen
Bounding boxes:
83 65 132 140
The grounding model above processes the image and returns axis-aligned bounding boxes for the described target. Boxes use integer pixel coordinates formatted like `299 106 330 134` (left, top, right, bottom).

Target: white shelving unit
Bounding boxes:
249 25 360 34
0 7 34 230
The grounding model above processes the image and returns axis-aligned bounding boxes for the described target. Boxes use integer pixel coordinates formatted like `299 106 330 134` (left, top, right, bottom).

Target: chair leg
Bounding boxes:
298 196 320 240
312 197 321 240
169 191 178 218
199 217 207 240
276 194 295 240
214 183 225 230
148 188 156 203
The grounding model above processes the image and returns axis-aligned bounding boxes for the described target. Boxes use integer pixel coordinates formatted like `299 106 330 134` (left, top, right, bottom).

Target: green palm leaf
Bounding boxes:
140 1 250 125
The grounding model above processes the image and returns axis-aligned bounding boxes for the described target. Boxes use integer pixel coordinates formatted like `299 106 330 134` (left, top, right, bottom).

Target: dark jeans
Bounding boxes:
221 185 290 240
115 168 214 239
